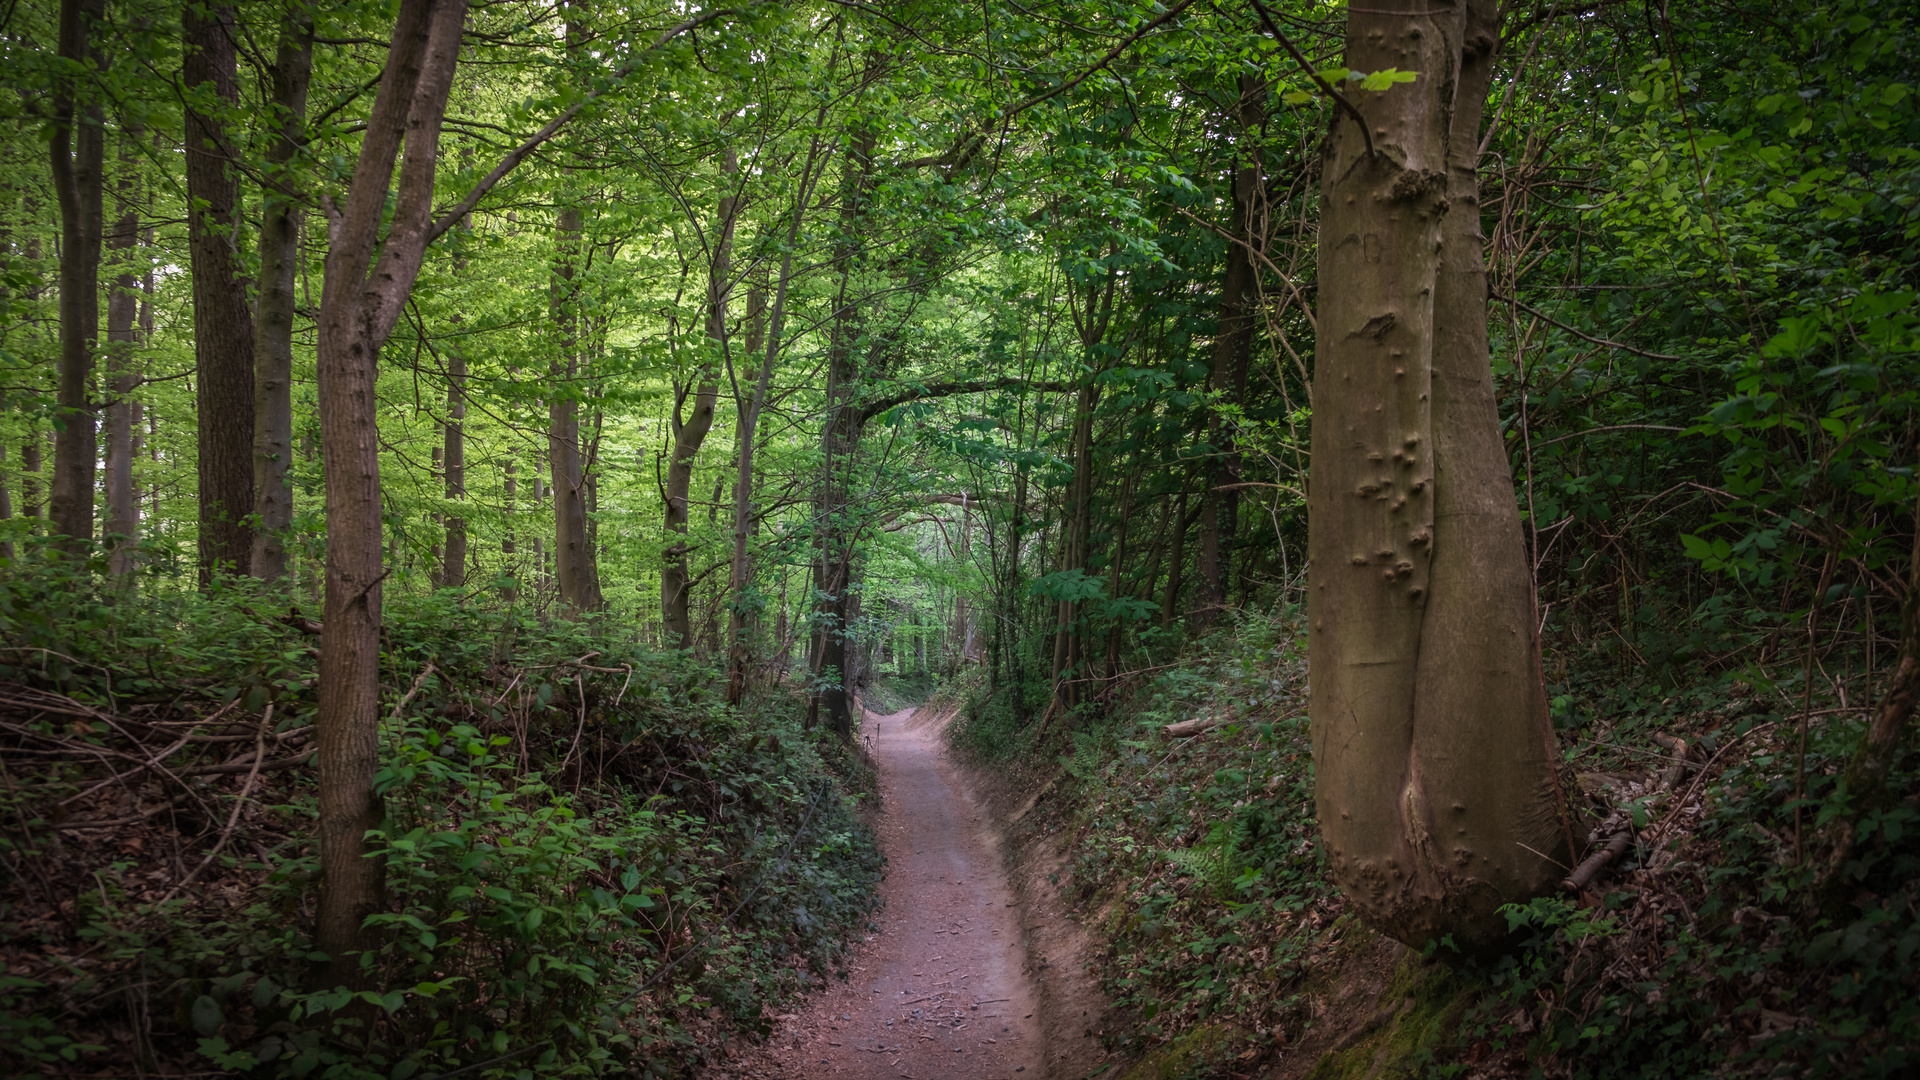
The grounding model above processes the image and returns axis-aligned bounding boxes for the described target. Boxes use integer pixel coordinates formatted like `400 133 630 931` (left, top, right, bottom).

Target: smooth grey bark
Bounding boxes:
184 2 256 579
548 203 601 611
48 0 105 554
313 0 467 987
251 2 314 581
105 130 142 578
1306 0 1564 950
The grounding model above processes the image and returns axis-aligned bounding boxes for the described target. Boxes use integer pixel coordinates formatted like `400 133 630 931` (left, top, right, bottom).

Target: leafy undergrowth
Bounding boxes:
955 605 1919 1078
0 556 882 1080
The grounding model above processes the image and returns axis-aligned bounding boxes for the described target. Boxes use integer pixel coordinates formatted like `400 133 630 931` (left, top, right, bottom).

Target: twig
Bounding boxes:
156 707 271 905
387 664 438 728
1247 0 1376 159
1489 292 1683 360
556 674 589 782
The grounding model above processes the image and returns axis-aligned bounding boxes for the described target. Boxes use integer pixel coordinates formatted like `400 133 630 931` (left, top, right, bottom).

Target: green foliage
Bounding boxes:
0 556 881 1079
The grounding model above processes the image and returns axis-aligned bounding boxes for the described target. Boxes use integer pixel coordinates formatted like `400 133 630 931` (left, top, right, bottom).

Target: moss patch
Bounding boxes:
1303 953 1474 1080
1115 1021 1246 1080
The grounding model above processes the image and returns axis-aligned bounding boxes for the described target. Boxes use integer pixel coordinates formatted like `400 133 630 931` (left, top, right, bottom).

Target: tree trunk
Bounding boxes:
549 203 601 611
1197 76 1264 625
184 2 256 579
1306 0 1563 951
726 283 770 706
811 123 881 741
22 433 43 531
105 129 142 578
48 0 106 554
663 157 739 646
251 3 314 581
313 0 466 988
502 458 517 598
443 350 467 587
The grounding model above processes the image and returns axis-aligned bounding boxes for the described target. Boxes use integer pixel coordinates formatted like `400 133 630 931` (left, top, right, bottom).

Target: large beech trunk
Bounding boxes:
184 3 256 579
48 0 105 554
1307 0 1565 950
251 4 314 582
313 0 466 986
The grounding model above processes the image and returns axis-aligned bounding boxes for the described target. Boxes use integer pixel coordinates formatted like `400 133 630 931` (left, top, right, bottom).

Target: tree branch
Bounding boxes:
1246 0 1376 159
426 6 755 243
858 377 1072 423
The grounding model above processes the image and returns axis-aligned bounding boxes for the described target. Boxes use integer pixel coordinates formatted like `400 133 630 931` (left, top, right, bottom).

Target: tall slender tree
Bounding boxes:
183 1 256 579
312 0 467 984
47 0 105 553
104 128 143 577
662 152 739 646
250 0 314 582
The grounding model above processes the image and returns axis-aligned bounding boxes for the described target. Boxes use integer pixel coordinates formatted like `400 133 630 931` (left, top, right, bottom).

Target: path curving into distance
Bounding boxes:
712 704 1046 1080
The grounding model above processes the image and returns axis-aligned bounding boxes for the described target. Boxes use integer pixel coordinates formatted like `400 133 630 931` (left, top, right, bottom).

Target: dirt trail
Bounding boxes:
711 704 1045 1079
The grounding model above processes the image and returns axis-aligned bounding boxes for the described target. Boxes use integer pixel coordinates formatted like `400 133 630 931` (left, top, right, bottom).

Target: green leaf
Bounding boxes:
1358 68 1418 91
190 994 224 1037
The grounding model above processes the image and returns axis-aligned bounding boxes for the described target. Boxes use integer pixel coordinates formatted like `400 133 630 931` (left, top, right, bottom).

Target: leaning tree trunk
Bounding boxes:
1306 0 1565 951
313 0 466 988
251 3 314 582
663 159 739 646
48 0 105 555
184 2 257 580
725 283 771 706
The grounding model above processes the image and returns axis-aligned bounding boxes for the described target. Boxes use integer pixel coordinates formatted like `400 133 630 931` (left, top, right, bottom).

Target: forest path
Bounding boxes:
712 704 1045 1079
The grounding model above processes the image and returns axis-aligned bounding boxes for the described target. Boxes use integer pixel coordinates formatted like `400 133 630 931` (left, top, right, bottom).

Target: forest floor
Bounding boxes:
705 703 1066 1080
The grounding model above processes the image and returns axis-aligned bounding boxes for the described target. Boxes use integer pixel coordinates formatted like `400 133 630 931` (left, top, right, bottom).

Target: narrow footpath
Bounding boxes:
712 704 1045 1080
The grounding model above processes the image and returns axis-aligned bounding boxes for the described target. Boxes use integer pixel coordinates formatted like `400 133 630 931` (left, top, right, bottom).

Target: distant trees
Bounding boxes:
0 0 1912 962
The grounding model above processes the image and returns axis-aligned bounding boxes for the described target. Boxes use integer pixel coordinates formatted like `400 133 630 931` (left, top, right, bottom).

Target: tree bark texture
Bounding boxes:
251 4 314 581
184 3 256 579
549 204 601 611
105 131 142 577
313 0 466 987
1307 0 1564 950
48 0 106 554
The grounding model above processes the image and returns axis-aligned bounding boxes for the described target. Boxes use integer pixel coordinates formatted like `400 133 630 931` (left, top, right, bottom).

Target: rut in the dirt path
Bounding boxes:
715 704 1046 1080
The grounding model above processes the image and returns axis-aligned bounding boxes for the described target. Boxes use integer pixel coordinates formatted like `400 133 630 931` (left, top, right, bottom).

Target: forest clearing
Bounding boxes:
0 0 1915 1077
